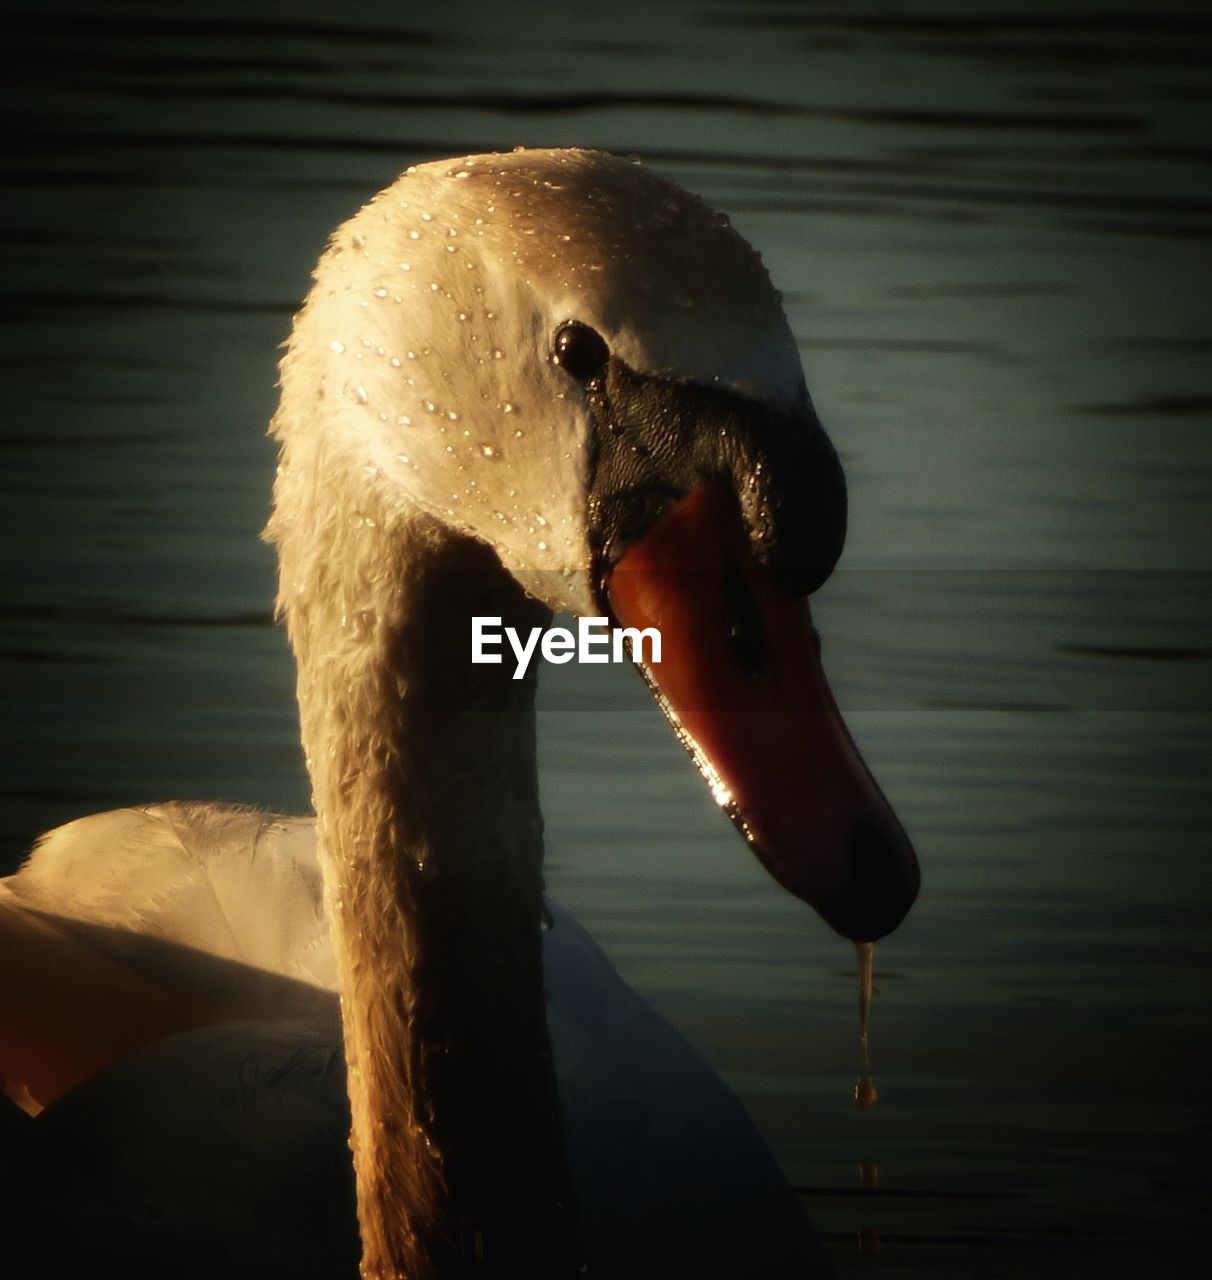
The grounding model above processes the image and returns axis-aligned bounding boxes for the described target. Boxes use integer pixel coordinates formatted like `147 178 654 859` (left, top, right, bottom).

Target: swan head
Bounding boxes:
269 147 918 941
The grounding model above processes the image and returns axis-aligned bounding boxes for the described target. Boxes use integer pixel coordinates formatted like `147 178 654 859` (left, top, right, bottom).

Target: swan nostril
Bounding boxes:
722 565 768 679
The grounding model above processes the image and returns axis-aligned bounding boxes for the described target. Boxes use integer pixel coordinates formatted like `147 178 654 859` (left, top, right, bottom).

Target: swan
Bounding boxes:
0 148 919 1279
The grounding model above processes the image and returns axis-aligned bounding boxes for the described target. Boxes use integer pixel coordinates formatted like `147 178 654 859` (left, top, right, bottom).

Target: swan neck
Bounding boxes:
289 513 579 1278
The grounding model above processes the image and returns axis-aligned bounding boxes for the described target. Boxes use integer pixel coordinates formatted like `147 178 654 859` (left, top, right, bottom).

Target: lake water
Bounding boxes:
2 0 1209 1274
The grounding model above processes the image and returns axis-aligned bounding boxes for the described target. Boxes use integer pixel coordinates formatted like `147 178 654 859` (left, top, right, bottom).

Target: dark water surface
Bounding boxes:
2 1 1210 1274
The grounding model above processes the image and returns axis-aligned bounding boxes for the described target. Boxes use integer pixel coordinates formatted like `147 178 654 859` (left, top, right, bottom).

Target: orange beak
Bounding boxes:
605 483 920 941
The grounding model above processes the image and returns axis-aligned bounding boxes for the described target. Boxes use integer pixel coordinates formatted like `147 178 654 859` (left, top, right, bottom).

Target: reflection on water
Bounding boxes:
1 0 1209 1275
858 1162 882 1256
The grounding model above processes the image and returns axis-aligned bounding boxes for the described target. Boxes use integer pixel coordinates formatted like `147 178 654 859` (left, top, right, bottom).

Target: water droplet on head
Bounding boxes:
330 340 345 354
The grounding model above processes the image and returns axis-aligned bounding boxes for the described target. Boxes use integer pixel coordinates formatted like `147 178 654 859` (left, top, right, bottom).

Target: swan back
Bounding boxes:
8 804 334 992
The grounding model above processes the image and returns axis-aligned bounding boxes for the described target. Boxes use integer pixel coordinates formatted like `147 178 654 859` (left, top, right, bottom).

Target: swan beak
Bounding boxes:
605 482 920 942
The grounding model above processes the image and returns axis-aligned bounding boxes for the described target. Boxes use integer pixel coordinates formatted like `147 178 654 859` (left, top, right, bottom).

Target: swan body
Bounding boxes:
0 148 918 1278
3 805 822 1278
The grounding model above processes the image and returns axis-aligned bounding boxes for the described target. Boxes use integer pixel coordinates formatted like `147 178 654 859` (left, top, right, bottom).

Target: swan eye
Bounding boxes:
552 321 609 383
